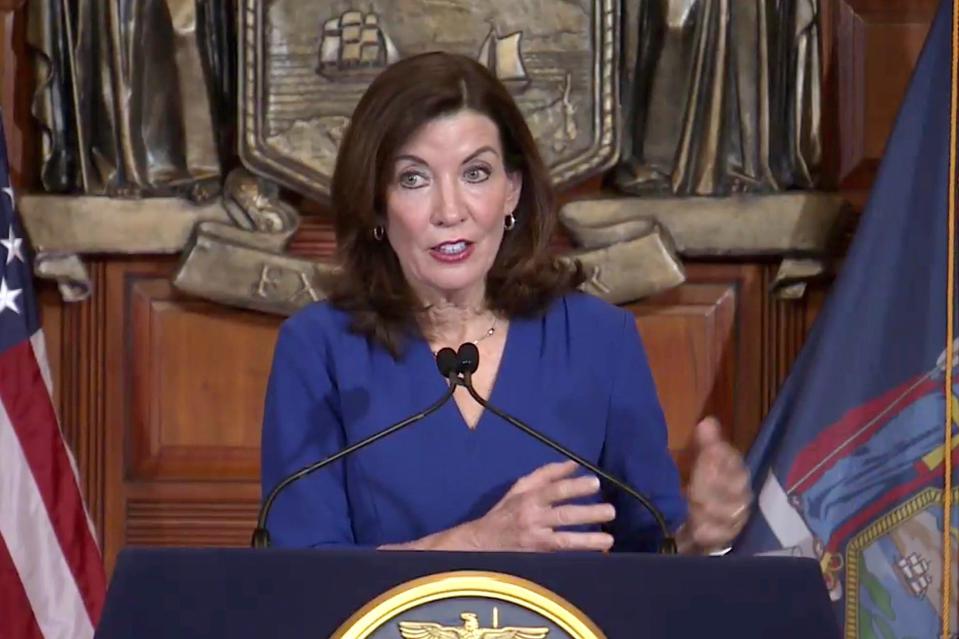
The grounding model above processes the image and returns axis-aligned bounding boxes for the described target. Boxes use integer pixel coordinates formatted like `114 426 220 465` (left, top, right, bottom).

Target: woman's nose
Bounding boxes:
432 176 466 226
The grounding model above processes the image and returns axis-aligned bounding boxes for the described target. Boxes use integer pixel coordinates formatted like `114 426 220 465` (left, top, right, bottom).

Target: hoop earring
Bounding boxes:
372 225 385 241
504 213 516 231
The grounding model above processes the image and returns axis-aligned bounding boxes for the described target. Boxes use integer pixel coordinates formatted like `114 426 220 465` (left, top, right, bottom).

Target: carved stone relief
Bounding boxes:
239 0 621 202
20 0 838 314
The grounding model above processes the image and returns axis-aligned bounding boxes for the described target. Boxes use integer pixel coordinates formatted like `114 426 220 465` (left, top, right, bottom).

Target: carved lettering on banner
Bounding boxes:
253 264 323 306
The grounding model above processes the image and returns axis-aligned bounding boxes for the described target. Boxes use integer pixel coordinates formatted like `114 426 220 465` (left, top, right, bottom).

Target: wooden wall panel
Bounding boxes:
829 0 939 190
38 269 110 542
632 284 736 479
628 264 766 480
99 260 273 572
0 2 29 187
129 278 277 481
124 497 260 547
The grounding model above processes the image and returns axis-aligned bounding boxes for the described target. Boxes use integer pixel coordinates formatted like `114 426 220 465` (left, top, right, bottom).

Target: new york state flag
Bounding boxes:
734 1 959 637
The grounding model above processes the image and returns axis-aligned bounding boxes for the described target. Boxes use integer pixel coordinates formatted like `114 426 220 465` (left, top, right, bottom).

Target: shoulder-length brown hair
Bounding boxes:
328 51 582 355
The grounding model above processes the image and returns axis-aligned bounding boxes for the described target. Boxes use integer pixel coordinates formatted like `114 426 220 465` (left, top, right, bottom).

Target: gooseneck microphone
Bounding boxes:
251 348 461 548
454 342 678 554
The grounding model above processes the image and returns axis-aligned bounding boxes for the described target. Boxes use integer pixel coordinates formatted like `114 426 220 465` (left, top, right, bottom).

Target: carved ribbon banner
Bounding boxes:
18 169 336 314
560 193 846 297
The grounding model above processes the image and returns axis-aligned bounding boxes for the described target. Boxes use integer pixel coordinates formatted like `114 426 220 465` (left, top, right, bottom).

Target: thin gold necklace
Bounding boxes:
430 316 498 354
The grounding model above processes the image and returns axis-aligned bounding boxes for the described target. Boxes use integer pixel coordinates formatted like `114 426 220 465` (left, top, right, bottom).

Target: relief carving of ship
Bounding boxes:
477 24 531 93
316 10 400 81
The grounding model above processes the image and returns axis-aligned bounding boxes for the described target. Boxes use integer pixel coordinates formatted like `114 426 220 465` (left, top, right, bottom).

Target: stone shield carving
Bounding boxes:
238 0 621 201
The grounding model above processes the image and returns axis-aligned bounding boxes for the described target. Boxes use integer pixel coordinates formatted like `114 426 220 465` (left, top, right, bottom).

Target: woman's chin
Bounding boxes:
418 274 486 299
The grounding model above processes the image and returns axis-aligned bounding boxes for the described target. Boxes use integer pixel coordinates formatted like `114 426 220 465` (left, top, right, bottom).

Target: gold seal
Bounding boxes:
331 570 606 639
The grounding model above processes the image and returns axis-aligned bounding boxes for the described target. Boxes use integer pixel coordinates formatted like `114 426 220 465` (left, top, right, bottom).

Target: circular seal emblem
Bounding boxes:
331 570 607 638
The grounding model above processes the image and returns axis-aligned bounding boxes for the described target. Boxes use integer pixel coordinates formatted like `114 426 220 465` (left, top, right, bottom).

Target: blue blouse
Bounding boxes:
261 292 686 552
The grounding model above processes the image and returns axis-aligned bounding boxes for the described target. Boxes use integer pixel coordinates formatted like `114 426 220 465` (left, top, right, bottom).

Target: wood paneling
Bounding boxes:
761 269 829 415
38 269 110 540
97 259 278 572
1 2 32 188
628 264 764 480
128 278 277 481
125 498 260 547
829 0 939 189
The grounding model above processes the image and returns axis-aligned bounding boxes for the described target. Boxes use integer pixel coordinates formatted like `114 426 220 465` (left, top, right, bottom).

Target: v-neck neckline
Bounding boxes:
419 316 519 432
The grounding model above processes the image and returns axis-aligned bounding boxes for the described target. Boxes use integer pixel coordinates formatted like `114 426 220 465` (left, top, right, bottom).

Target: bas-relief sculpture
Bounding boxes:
22 0 837 312
616 0 822 196
240 0 618 201
28 0 233 198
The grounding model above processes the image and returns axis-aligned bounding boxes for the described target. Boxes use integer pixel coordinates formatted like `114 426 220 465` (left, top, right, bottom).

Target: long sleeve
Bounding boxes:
601 310 688 552
260 315 356 547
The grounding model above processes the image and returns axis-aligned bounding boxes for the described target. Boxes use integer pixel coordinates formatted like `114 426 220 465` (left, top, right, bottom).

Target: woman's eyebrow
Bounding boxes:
393 146 499 167
461 146 499 164
393 154 427 166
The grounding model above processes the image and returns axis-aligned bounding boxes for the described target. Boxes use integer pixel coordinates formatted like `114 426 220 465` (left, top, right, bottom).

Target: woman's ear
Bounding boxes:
505 170 523 215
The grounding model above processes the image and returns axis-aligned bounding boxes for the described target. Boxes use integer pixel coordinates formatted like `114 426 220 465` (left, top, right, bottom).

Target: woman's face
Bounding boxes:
384 109 522 306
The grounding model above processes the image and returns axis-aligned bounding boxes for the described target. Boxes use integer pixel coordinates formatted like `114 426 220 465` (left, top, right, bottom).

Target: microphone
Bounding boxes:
251 348 461 548
455 343 678 554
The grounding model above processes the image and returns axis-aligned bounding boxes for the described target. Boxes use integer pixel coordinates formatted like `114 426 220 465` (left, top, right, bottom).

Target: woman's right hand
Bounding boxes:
456 460 616 552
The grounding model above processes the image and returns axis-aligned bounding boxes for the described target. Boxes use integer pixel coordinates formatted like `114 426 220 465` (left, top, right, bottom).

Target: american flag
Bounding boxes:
0 118 105 636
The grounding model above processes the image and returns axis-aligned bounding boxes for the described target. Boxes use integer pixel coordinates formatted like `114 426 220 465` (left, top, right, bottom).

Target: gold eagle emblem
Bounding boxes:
398 611 549 638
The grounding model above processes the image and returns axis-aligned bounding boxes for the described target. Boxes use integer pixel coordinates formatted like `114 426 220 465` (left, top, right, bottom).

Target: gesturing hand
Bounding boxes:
462 460 616 552
680 417 752 553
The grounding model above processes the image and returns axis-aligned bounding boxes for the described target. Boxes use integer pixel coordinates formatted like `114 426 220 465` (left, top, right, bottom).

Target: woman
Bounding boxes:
261 52 751 553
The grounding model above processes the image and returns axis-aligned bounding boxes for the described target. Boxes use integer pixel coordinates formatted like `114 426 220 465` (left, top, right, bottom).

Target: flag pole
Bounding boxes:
941 2 958 637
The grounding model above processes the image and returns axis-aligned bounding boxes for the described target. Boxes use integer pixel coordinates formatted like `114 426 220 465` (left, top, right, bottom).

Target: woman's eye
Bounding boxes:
399 172 427 188
463 166 491 183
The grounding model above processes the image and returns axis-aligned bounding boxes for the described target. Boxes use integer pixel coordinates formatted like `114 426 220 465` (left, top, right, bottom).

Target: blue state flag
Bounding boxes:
734 1 959 637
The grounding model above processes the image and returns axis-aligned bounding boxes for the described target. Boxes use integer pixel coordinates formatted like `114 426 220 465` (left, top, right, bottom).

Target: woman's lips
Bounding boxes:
430 240 474 263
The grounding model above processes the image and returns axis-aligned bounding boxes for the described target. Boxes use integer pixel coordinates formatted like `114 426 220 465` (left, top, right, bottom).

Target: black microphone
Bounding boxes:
251 348 461 548
455 342 678 554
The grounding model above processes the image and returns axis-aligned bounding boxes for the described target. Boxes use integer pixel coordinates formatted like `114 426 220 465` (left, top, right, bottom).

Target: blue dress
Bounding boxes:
261 292 687 551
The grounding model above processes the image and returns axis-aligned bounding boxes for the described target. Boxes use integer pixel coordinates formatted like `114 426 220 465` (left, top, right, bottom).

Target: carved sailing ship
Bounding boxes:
477 24 531 93
316 10 400 81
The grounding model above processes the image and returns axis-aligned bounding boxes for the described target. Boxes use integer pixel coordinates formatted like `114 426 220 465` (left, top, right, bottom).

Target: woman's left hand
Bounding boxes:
677 416 753 554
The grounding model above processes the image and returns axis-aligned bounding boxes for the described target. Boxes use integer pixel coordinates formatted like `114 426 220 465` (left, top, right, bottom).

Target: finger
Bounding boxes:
689 443 744 499
551 531 615 552
707 460 749 496
703 453 752 503
539 475 602 505
717 446 750 480
547 503 616 528
511 460 579 493
693 416 724 451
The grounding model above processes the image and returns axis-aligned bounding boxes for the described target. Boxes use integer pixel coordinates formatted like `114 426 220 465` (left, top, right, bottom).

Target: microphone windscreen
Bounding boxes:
435 347 459 378
456 342 480 374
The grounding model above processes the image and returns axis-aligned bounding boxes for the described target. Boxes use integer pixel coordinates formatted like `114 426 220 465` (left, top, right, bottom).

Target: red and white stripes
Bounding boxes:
0 334 104 638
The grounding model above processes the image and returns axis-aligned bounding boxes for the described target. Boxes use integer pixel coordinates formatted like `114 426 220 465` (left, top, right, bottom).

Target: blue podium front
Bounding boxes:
94 548 839 638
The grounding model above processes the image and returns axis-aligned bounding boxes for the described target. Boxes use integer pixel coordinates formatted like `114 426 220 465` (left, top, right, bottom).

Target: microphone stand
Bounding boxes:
458 368 678 555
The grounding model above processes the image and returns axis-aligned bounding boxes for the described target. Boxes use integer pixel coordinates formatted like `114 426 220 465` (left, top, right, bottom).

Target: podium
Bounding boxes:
95 548 840 638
